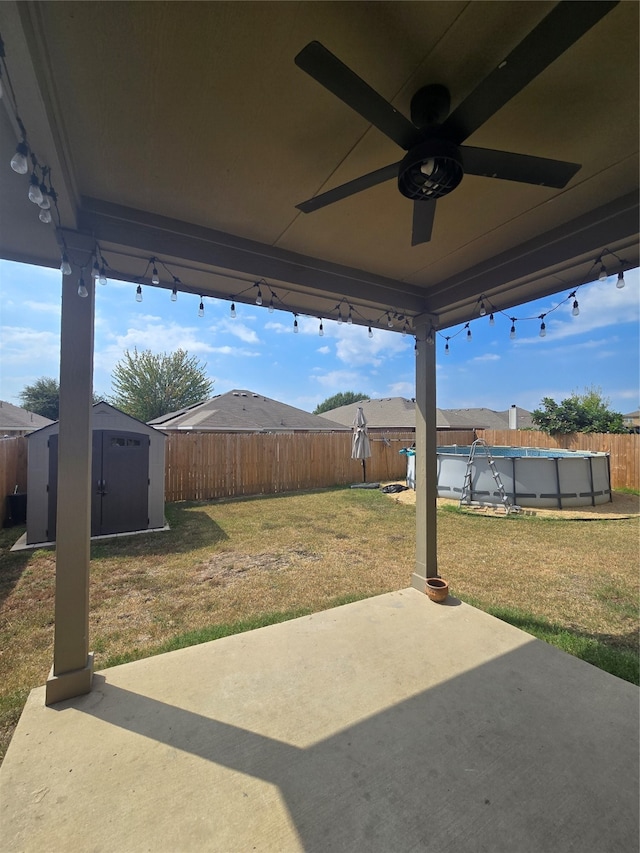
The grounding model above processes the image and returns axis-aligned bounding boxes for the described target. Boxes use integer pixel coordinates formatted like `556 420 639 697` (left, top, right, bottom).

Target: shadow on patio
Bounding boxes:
1 589 637 852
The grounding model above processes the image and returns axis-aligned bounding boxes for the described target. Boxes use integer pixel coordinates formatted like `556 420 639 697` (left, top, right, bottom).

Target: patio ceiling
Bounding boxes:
0 1 637 331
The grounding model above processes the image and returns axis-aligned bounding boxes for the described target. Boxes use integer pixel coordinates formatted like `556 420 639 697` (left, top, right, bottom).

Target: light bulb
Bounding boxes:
28 174 43 205
445 341 450 355
198 300 204 317
539 321 546 338
38 186 51 209
466 326 472 342
60 253 72 276
10 141 29 174
368 326 373 339
347 311 352 325
337 311 343 325
387 315 394 328
255 288 263 306
171 288 178 302
152 266 160 285
230 303 236 318
319 321 324 337
77 276 88 298
616 271 625 289
479 301 486 317
99 266 108 285
402 322 408 337
427 329 435 346
293 318 299 334
39 208 52 223
598 264 607 281
91 260 100 279
510 323 516 340
136 284 143 303
572 299 579 316
268 298 275 313
489 313 495 327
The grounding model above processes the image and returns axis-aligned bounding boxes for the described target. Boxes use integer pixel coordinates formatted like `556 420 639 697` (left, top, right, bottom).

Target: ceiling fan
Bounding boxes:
294 1 617 246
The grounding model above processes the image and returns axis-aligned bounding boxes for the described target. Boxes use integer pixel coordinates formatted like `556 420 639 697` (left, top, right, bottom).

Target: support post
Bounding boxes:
412 314 438 589
46 261 95 705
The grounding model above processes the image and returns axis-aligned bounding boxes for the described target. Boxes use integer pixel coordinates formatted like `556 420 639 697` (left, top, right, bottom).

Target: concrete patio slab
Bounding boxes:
1 589 638 852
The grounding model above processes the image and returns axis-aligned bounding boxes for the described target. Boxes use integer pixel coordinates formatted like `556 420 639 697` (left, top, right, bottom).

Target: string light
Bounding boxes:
171 287 178 302
91 260 100 279
293 316 299 334
479 299 487 317
319 320 324 337
571 294 580 316
38 208 52 223
151 264 160 285
510 319 516 340
539 315 547 337
255 284 263 306
617 271 625 289
337 309 343 325
598 263 607 281
368 326 373 338
489 313 495 326
198 299 204 317
230 302 236 317
426 325 435 345
268 296 275 313
402 320 409 336
99 265 108 285
60 253 72 276
10 141 28 174
27 172 43 204
347 307 353 325
77 275 88 298
445 337 450 355
135 284 143 303
465 322 472 342
387 313 394 328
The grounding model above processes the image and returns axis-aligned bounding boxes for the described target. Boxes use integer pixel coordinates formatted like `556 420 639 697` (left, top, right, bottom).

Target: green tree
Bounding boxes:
313 391 370 415
532 387 625 435
18 377 102 420
110 348 213 421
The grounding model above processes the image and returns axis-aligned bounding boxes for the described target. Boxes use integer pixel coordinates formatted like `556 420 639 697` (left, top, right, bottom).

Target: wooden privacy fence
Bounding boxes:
477 429 639 491
0 436 28 526
164 431 415 502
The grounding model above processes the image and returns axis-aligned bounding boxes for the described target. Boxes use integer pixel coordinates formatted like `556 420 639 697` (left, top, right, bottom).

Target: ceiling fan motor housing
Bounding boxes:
398 139 464 201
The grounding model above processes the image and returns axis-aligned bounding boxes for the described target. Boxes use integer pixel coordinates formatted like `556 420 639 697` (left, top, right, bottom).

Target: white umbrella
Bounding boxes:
351 406 371 482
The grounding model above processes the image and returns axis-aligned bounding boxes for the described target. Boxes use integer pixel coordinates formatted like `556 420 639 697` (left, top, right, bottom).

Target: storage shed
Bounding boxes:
26 402 166 545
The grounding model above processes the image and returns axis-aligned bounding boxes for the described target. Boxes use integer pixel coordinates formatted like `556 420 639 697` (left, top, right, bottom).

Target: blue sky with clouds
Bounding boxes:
1 259 638 415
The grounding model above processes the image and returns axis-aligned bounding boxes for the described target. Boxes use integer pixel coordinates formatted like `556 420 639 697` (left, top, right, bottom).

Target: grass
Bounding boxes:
1 487 638 764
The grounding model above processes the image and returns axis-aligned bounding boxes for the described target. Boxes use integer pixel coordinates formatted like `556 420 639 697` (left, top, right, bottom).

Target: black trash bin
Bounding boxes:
5 493 27 526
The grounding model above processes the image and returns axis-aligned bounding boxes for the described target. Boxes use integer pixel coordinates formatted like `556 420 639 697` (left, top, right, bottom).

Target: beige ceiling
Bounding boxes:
0 1 637 331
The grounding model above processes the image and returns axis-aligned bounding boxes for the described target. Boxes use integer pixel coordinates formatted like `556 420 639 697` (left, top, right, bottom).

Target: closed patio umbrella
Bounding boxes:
351 406 371 482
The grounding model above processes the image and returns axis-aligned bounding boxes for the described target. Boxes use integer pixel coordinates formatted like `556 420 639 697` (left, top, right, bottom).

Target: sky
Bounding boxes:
0 259 638 416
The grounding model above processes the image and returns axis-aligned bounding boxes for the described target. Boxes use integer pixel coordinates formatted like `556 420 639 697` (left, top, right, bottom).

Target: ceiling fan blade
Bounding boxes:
411 200 436 246
295 41 420 150
296 161 401 213
441 1 619 144
461 146 581 188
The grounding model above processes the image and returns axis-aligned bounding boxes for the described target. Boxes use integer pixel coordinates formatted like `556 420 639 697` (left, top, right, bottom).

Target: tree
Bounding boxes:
110 348 213 422
532 387 625 435
18 377 101 420
313 391 370 415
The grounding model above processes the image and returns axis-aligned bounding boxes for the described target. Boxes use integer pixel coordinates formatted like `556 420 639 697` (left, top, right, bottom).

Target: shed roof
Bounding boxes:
148 390 347 433
27 401 166 440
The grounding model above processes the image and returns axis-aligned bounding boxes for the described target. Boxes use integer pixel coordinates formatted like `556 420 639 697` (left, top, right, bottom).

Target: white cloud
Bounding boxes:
472 353 500 362
23 300 61 316
388 381 414 396
216 318 260 344
0 326 60 365
317 346 330 354
312 369 364 390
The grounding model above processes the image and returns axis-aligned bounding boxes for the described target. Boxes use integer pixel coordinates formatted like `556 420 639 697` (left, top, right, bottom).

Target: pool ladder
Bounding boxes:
460 439 519 514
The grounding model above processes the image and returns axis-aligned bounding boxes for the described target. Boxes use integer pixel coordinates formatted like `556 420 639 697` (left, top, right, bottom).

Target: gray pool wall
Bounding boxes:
406 446 611 508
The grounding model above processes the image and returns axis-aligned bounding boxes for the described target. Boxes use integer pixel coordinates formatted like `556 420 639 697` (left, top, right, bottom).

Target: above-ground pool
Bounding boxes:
404 445 611 508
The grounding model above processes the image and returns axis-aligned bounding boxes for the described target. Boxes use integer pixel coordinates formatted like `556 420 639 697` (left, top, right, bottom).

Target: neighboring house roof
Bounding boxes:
0 401 54 434
148 390 347 432
323 398 534 430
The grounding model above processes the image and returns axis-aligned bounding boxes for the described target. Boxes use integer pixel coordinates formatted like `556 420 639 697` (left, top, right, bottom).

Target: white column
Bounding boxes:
45 259 95 705
412 314 438 588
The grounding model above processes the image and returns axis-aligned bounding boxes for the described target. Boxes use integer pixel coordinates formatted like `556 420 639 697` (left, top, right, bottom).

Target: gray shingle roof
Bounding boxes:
148 390 347 432
323 398 533 430
0 401 54 433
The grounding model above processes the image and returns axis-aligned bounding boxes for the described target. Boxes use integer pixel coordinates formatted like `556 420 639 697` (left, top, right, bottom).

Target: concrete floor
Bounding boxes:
1 589 638 852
